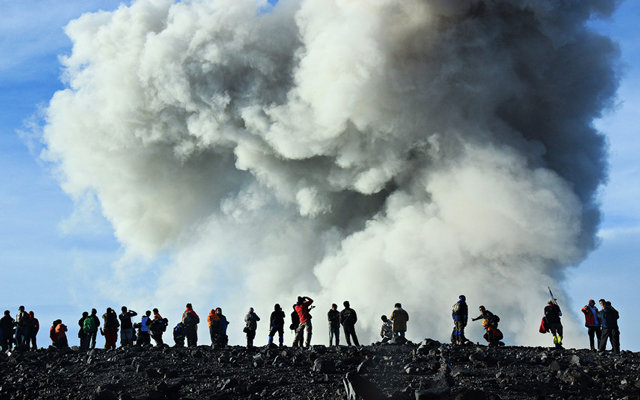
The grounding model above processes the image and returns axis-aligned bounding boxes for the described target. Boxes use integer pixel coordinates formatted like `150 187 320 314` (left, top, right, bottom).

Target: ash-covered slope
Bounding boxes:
1 340 638 400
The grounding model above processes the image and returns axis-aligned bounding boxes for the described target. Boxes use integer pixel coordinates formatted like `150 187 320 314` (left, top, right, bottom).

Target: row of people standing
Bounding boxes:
0 307 40 351
580 299 620 353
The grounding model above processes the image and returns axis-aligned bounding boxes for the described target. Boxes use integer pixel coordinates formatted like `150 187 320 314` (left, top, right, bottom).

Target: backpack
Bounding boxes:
492 328 504 341
184 311 196 326
83 317 96 333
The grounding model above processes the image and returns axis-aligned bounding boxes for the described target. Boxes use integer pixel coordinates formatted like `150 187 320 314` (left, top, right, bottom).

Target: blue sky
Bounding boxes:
1 0 638 349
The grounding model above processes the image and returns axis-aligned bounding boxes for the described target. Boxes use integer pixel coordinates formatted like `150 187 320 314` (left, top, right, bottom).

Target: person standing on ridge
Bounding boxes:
102 307 120 350
599 301 620 354
581 299 601 351
269 304 286 347
451 295 469 345
15 305 30 347
328 303 340 346
390 303 409 338
380 315 393 344
208 308 220 346
544 300 563 349
290 305 303 347
244 307 260 348
28 311 39 350
138 310 152 346
182 303 200 347
294 296 314 348
340 301 359 346
216 308 229 347
88 309 100 349
0 310 15 351
119 306 138 347
78 311 90 350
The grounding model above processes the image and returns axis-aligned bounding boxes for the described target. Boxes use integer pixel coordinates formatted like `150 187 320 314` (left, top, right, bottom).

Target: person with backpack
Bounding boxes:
451 295 469 345
87 309 100 349
598 301 620 353
268 304 286 347
102 308 120 350
173 322 185 347
119 306 138 346
81 310 98 349
340 301 359 346
581 299 601 351
78 311 90 350
472 306 500 328
0 310 15 351
149 316 168 346
380 315 393 344
244 307 260 348
137 310 152 346
482 318 504 346
543 300 563 349
328 303 340 346
28 311 39 350
181 303 200 347
15 306 31 347
390 303 409 338
290 305 303 347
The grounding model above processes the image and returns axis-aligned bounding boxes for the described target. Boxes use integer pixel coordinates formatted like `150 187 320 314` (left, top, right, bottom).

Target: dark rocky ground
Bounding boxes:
1 339 639 400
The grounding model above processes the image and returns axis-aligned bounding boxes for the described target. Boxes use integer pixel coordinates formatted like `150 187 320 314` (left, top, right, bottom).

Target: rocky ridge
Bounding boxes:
1 339 638 400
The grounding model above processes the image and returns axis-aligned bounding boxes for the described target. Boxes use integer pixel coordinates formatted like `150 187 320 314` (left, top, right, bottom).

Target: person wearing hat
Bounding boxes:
451 295 468 345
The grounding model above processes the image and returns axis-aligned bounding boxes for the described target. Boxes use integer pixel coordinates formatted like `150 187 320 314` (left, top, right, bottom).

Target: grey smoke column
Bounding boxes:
43 0 619 345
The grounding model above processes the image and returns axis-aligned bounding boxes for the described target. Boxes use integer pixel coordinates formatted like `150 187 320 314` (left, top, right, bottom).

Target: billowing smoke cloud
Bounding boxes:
43 0 619 345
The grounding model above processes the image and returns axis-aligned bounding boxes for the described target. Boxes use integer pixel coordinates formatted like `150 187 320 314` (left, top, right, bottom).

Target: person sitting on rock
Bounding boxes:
0 310 15 351
340 301 359 346
244 307 260 348
101 308 120 350
451 295 469 345
380 315 393 344
181 303 200 347
268 303 286 347
173 322 185 347
482 318 504 347
390 303 409 338
472 306 499 328
50 319 68 349
543 300 563 349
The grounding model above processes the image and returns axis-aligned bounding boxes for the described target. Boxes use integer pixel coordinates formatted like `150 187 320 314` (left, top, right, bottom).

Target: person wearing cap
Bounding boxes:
451 295 468 345
581 299 601 351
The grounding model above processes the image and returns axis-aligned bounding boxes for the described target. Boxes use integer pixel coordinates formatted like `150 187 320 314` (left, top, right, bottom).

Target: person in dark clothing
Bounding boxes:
88 309 100 349
598 301 620 353
216 308 229 347
28 311 39 350
15 306 31 347
544 300 563 348
472 306 497 326
269 304 285 347
102 308 120 350
181 303 200 347
328 303 340 346
0 310 15 351
294 296 314 348
340 301 359 346
119 306 138 346
451 295 469 345
50 320 68 349
173 322 185 347
244 307 260 348
78 311 90 350
581 299 601 351
149 316 168 347
290 305 303 347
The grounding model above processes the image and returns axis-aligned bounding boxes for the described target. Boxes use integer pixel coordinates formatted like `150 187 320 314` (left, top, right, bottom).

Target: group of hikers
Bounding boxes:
0 295 622 353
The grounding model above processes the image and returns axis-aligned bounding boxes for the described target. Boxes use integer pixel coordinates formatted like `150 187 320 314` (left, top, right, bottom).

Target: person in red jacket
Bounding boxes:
293 296 314 348
581 299 601 351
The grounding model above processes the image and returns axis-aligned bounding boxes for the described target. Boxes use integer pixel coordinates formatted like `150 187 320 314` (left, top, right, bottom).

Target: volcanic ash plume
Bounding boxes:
43 0 619 345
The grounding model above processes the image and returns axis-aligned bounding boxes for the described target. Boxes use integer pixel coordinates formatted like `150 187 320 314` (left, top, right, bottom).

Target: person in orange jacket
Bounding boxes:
50 320 68 349
207 308 221 346
181 303 200 347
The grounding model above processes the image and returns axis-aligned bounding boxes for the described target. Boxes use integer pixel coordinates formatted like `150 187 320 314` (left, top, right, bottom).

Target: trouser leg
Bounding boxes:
599 329 610 351
304 322 312 347
611 329 620 353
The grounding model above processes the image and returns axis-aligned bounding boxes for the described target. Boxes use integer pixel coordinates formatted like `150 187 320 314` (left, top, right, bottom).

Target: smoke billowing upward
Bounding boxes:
43 0 619 345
